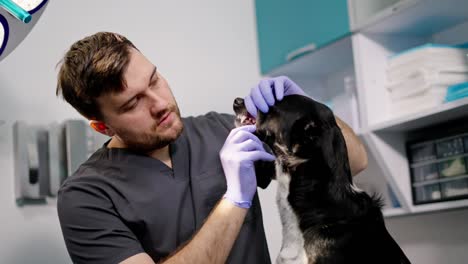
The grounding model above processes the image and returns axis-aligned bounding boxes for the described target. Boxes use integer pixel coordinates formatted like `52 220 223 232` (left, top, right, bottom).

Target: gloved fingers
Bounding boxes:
283 76 306 96
237 138 264 152
251 86 269 113
259 79 276 106
226 124 256 141
244 95 258 118
273 76 285 101
230 127 263 147
225 125 260 146
246 76 306 118
244 150 276 162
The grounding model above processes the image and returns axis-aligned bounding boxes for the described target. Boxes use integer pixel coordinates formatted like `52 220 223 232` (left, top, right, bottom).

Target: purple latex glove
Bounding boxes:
244 76 306 118
220 125 276 208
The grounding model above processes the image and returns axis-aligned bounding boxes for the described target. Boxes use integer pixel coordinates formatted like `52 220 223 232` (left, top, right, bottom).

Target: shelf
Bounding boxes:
268 0 468 80
411 153 468 168
268 35 354 78
368 97 468 132
383 207 408 218
411 198 468 213
413 174 468 187
357 0 468 36
383 200 468 217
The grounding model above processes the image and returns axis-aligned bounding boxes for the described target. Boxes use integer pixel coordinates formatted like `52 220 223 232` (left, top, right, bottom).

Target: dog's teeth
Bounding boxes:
241 116 247 124
239 115 256 125
248 117 256 125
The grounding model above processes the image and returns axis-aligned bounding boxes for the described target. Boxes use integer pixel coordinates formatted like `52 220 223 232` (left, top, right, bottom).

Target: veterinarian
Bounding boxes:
56 32 368 264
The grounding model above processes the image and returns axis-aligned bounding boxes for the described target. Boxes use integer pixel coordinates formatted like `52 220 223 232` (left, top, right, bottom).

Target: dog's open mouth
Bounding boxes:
235 111 257 128
239 112 256 125
233 97 257 127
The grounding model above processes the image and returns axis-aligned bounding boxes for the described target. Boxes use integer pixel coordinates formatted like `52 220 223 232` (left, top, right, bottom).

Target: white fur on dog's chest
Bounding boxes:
275 162 308 264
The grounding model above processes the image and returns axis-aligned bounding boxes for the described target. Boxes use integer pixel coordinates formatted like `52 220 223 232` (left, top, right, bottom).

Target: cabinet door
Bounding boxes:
255 0 350 74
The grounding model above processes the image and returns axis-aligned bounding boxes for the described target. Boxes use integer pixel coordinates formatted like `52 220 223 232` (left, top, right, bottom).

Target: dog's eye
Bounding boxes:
303 121 321 139
305 122 316 129
305 122 318 134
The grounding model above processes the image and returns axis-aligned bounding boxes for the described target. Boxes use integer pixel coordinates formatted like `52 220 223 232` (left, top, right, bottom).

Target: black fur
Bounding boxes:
233 95 411 264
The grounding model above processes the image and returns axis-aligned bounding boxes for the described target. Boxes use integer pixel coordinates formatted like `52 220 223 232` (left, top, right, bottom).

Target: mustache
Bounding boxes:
152 104 180 128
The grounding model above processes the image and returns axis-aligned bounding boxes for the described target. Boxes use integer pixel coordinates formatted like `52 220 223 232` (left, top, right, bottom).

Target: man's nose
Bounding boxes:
147 90 168 113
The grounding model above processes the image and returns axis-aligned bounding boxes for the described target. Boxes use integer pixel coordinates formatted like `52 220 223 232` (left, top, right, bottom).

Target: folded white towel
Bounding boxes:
390 88 447 118
386 69 468 100
387 62 468 83
388 44 468 69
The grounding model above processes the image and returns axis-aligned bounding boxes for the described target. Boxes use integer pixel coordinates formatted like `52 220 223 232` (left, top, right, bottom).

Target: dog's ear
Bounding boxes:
290 115 320 157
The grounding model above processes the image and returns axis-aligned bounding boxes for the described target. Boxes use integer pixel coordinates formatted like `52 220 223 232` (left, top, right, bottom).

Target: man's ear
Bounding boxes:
89 120 115 136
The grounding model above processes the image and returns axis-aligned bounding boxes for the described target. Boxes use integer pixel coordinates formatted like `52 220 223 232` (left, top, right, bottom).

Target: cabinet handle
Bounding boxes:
286 43 317 62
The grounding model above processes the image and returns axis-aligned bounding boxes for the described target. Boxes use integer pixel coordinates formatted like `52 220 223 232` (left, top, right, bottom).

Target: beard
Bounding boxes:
114 103 184 153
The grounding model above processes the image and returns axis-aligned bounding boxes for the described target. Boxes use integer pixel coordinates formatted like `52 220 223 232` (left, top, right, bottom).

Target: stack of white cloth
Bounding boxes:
385 43 468 118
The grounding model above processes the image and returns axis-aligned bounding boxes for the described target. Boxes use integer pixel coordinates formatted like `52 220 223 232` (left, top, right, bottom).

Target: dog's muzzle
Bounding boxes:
233 97 256 126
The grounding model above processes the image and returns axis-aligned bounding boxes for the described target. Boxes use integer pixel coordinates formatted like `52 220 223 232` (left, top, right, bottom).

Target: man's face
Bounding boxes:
96 48 183 152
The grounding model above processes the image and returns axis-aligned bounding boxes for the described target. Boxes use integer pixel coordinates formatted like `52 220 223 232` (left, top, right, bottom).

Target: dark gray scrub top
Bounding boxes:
57 112 272 264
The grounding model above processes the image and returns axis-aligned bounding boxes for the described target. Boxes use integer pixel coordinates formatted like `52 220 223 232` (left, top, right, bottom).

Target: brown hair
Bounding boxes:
56 32 136 120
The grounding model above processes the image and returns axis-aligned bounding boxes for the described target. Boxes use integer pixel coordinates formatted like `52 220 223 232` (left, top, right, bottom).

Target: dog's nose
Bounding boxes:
234 97 244 107
233 97 245 112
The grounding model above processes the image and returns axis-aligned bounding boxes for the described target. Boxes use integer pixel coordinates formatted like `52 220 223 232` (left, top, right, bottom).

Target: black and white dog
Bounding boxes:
233 95 410 264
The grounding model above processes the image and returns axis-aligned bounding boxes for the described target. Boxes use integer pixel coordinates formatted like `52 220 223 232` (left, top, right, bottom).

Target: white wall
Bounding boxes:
0 1 467 264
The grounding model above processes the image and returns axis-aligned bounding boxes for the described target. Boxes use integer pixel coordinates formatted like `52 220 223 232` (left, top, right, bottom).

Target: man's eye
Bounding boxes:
124 97 140 111
150 78 159 89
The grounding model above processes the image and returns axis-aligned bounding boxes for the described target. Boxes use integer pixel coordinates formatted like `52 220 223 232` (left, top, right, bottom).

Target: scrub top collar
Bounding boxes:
100 132 189 179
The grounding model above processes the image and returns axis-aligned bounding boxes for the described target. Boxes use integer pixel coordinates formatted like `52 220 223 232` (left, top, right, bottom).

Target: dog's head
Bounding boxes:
233 95 351 178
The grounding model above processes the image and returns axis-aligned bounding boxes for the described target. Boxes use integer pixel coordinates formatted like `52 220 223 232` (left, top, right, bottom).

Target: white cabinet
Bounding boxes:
353 0 468 215
261 0 468 217
254 0 351 74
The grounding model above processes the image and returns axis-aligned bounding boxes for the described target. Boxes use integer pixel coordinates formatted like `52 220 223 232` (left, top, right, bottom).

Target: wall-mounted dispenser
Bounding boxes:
64 119 109 176
13 121 48 206
13 119 109 206
48 122 67 197
64 120 88 179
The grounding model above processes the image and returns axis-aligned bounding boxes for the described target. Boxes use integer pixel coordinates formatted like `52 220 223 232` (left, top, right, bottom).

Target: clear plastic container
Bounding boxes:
411 163 439 182
464 136 468 152
438 157 467 177
436 137 465 158
409 142 436 163
441 178 468 198
413 183 441 203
